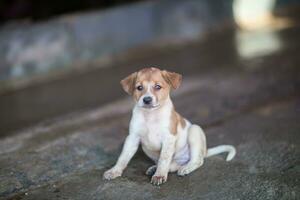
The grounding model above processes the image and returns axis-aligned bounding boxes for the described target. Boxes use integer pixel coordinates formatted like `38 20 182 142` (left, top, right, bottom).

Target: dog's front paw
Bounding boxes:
151 173 167 186
103 168 122 180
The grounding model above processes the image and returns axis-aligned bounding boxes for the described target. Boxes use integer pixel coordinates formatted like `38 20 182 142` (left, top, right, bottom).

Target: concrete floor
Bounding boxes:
0 26 299 199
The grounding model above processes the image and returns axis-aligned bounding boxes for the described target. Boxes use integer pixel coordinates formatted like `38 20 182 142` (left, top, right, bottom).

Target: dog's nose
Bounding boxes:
143 96 152 105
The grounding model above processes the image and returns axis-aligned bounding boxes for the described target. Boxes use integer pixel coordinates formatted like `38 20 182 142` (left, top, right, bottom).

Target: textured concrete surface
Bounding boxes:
0 26 300 199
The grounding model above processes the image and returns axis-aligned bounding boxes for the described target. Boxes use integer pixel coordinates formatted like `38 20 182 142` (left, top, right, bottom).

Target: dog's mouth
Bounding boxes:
141 104 160 109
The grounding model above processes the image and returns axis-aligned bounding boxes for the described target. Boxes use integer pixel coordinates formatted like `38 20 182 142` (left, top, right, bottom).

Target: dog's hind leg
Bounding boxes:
168 161 181 173
177 125 206 176
145 165 157 176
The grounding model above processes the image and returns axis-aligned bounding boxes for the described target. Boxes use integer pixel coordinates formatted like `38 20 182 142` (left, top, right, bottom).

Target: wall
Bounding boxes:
0 0 234 90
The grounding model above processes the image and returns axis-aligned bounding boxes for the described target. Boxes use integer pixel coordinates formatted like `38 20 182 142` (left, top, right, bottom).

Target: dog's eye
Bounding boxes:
137 86 143 91
154 84 161 90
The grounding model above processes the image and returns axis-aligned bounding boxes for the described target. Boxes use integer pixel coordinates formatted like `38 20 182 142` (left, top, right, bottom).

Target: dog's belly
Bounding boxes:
139 120 192 165
141 145 160 162
140 130 162 162
173 121 191 165
142 143 191 165
141 126 162 162
174 144 190 165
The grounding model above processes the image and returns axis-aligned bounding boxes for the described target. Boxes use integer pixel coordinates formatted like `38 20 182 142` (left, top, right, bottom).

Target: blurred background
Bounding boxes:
0 0 299 137
0 0 299 199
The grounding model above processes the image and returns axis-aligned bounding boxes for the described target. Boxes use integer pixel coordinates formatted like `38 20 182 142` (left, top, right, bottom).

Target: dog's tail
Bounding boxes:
206 145 236 161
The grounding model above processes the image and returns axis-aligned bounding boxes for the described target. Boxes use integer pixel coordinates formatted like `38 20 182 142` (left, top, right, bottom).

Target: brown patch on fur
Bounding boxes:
161 70 182 90
132 67 172 103
120 67 182 105
180 116 186 129
169 109 185 135
120 72 138 95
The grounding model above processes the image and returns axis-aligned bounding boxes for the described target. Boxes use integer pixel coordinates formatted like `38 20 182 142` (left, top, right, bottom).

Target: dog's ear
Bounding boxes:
120 72 138 95
161 70 182 90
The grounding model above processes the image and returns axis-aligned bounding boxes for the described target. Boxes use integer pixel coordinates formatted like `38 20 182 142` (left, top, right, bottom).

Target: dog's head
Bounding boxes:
120 67 182 109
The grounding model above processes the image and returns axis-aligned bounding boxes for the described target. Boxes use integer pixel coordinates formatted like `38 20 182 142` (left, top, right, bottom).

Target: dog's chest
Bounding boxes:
131 108 171 151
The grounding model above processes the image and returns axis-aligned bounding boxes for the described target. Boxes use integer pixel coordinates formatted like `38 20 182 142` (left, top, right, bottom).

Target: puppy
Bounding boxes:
103 67 236 185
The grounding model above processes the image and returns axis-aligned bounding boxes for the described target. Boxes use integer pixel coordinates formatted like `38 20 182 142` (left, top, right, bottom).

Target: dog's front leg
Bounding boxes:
103 133 140 180
151 135 175 186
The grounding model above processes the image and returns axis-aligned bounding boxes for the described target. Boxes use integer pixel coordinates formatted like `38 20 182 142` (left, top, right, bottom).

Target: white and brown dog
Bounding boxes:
103 67 236 185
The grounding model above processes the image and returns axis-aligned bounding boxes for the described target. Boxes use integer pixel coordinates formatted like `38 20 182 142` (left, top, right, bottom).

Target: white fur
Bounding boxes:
103 88 236 185
206 145 236 161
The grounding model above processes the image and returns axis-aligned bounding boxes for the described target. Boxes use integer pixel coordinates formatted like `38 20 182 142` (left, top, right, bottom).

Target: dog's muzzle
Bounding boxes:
143 96 153 105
